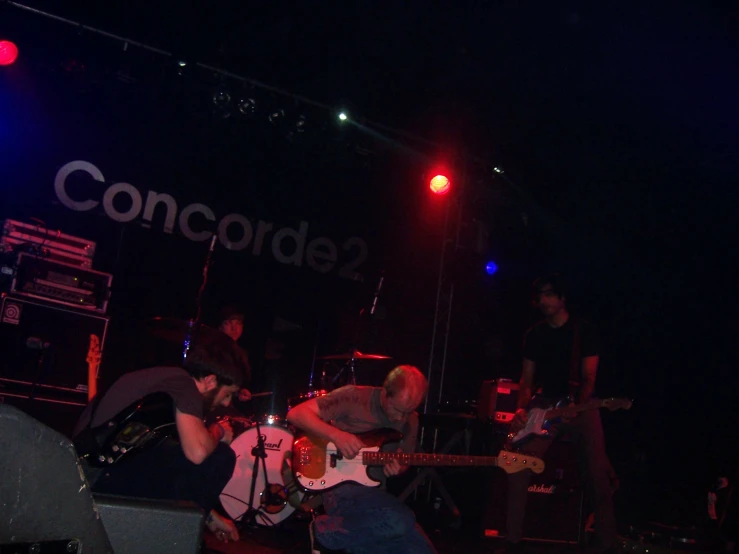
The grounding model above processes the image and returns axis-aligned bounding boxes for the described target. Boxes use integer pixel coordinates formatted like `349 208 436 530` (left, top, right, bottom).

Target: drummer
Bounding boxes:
216 305 252 402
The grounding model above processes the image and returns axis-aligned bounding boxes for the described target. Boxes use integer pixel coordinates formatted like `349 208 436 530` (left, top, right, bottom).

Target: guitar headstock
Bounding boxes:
498 451 545 474
603 397 632 411
86 334 102 366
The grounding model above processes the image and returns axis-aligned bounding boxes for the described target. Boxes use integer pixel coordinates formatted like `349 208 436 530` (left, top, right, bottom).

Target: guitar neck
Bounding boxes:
362 451 500 467
546 399 607 418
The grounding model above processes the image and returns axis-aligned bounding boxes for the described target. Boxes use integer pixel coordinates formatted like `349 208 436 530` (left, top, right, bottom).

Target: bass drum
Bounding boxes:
220 417 304 527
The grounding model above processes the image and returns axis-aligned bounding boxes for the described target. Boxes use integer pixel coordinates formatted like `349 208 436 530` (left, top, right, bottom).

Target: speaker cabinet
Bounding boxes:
94 495 204 554
0 404 113 551
0 295 109 398
482 441 585 544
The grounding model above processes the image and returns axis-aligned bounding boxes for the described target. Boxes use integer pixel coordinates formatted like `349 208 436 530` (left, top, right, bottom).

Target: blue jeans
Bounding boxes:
314 484 437 554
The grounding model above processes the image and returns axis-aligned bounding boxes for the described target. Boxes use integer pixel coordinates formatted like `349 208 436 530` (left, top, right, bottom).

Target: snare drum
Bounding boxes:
287 389 328 411
220 416 304 526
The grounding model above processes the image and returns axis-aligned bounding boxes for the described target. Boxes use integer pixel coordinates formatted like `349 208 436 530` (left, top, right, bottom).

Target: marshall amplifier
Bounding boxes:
481 440 585 544
0 295 109 397
11 253 112 313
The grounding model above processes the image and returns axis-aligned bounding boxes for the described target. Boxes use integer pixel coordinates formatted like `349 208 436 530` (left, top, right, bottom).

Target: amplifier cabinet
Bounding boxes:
482 441 585 544
11 253 112 313
1 218 96 268
478 379 520 423
0 295 109 395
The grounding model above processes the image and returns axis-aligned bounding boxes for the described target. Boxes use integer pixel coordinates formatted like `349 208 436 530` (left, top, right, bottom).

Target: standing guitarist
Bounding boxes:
286 365 437 554
503 274 617 553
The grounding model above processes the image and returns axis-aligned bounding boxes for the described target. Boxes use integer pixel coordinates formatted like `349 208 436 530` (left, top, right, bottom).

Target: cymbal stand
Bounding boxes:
333 272 383 388
331 350 358 388
182 235 217 362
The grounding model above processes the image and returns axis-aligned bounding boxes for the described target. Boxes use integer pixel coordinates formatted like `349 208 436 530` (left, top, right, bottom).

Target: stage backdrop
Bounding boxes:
0 41 494 408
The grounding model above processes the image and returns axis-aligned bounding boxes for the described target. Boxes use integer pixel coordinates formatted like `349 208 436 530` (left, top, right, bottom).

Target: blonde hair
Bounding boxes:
383 365 428 399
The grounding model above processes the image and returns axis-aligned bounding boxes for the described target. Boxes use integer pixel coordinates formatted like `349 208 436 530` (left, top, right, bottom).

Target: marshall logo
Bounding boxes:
528 484 556 494
257 434 284 451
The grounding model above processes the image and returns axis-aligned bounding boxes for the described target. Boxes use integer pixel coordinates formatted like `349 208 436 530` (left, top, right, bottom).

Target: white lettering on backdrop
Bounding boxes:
54 160 367 280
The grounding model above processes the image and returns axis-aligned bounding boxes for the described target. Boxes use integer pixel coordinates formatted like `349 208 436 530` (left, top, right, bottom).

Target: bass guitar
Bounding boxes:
508 396 632 445
292 428 545 491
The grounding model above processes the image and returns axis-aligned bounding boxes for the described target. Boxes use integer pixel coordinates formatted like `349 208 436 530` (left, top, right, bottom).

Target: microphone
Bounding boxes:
370 272 384 316
26 337 51 350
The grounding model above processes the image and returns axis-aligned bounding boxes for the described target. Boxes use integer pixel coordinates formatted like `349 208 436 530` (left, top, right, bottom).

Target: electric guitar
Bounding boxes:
292 429 545 491
85 334 102 402
77 393 178 467
508 396 632 445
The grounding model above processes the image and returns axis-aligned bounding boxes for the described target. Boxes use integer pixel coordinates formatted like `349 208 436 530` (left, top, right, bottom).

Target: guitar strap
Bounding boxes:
568 317 582 399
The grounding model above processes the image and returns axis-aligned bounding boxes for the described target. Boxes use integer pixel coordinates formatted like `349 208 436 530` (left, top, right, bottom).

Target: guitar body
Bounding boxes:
77 393 177 467
509 397 569 445
293 429 402 491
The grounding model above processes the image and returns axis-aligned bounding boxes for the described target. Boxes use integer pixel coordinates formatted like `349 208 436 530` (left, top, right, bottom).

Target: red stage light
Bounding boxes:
0 41 19 66
429 174 451 195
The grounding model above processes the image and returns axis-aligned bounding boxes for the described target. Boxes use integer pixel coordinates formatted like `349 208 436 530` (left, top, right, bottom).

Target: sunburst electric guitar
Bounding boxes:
292 429 545 491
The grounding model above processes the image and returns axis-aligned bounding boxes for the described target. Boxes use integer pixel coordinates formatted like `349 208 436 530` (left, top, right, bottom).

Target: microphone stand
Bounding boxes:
334 272 384 387
182 234 217 362
238 419 275 528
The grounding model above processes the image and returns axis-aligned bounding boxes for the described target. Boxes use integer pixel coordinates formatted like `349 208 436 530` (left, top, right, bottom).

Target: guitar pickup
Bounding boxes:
330 453 343 468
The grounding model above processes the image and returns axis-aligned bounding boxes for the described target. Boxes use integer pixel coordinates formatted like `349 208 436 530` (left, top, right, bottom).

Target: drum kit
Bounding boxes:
146 316 392 528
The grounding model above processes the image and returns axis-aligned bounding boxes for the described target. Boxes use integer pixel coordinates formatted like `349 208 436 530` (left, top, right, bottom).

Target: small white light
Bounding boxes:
177 60 187 68
338 112 348 121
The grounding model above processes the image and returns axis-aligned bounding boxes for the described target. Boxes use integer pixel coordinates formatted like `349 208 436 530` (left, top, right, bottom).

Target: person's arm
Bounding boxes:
511 358 535 432
517 358 535 410
286 398 364 459
176 409 233 465
579 356 598 403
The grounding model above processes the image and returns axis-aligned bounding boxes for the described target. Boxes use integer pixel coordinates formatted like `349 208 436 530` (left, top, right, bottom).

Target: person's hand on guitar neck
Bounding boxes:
237 388 252 402
330 428 364 459
383 448 408 477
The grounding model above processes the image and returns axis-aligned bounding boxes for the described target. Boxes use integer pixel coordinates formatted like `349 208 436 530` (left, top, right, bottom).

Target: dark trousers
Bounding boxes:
92 440 236 515
506 408 617 549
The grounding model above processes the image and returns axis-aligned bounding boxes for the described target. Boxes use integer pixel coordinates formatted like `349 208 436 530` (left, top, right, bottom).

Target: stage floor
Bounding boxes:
202 523 579 554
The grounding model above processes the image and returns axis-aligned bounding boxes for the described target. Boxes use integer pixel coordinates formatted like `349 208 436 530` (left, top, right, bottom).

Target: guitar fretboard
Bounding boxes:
545 397 629 419
362 452 500 467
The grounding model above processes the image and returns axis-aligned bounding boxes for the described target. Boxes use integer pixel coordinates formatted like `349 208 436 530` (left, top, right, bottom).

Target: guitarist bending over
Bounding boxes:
73 336 242 543
286 365 437 554
504 274 617 553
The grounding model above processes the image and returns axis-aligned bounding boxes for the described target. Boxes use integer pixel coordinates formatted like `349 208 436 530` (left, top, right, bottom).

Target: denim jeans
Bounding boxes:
314 483 437 554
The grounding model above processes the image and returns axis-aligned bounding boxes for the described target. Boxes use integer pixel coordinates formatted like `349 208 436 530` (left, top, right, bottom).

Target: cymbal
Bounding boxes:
145 317 222 343
317 350 391 360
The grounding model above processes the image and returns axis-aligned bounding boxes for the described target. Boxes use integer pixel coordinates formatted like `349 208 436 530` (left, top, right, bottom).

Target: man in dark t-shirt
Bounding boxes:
73 336 243 544
286 365 437 554
500 274 617 554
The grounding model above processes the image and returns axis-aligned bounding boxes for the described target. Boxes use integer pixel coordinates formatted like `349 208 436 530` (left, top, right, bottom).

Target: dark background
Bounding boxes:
1 0 737 527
